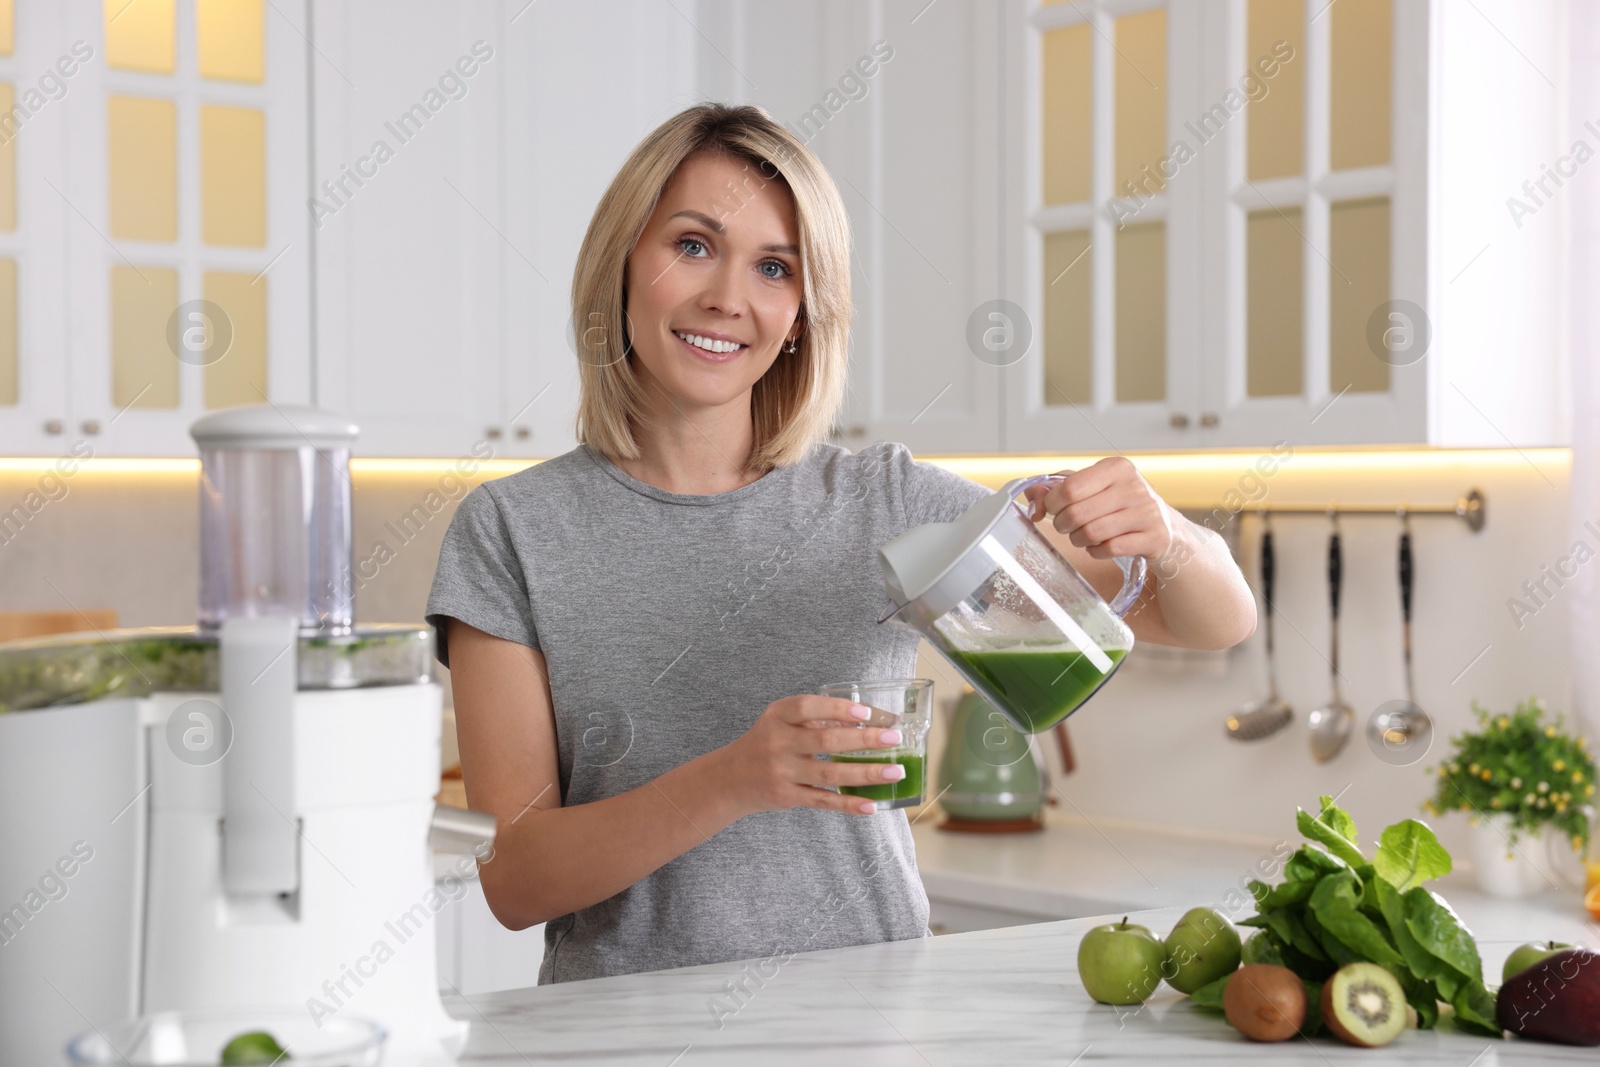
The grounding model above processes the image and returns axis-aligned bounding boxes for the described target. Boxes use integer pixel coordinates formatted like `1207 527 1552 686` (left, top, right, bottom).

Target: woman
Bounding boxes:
425 103 1256 985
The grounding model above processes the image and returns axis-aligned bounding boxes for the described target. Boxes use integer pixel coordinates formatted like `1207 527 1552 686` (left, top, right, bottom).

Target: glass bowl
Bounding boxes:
65 1007 385 1066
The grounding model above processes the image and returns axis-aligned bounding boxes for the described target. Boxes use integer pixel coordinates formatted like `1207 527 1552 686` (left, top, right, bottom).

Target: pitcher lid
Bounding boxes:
878 478 1040 620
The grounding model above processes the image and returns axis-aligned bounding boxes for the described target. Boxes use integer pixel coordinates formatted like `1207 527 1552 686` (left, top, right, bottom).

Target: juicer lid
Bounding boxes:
878 481 1034 620
190 404 360 450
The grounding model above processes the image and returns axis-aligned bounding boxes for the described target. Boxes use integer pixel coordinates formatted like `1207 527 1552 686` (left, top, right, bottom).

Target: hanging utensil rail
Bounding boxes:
1220 489 1485 532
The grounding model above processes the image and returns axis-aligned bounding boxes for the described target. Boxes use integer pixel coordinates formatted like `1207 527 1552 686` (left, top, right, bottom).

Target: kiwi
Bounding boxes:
1223 963 1306 1042
1320 962 1407 1048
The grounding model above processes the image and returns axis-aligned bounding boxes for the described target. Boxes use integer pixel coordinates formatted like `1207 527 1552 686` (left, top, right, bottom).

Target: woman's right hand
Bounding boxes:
711 695 907 817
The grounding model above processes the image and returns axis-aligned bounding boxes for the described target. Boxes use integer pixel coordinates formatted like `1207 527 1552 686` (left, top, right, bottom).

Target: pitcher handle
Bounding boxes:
1003 473 1148 618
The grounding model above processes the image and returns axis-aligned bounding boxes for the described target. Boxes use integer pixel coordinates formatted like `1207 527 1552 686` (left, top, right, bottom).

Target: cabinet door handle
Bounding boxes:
1200 412 1219 427
43 418 63 435
514 426 530 440
485 426 503 440
1168 413 1190 429
80 420 101 436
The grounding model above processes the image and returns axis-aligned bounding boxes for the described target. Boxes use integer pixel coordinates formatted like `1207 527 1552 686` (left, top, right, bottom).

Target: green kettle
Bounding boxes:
936 685 1051 829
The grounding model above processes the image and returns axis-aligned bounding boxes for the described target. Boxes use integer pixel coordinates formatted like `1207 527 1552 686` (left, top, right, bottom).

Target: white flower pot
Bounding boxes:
1467 813 1560 898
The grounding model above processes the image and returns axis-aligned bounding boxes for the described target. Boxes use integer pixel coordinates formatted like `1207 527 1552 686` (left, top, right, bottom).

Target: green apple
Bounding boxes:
1163 906 1243 994
1502 940 1574 982
1077 917 1167 1005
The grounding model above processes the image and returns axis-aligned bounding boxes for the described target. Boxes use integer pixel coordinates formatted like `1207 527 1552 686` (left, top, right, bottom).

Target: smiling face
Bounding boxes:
623 151 804 417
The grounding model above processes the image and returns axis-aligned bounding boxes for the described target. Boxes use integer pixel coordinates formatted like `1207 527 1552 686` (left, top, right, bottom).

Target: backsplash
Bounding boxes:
0 447 1577 858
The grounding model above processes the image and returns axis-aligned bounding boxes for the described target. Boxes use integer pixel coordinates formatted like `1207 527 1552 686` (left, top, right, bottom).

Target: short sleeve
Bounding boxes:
424 483 540 669
878 441 992 528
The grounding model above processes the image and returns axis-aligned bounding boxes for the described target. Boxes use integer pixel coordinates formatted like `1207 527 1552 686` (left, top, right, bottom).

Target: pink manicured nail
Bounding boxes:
858 800 878 814
849 704 872 719
881 764 906 781
879 729 901 745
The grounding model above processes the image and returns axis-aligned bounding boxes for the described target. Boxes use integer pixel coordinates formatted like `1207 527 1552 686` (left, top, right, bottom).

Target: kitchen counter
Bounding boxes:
436 809 1596 1063
909 805 1285 920
439 894 1596 1065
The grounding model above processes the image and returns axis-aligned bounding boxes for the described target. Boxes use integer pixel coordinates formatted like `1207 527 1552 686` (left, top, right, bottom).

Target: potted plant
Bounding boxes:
1423 697 1595 898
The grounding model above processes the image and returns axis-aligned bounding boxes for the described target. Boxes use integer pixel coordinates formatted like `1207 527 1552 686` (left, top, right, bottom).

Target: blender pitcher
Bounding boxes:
877 473 1145 734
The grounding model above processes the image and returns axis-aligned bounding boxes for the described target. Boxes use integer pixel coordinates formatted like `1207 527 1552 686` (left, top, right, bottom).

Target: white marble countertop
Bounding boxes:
426 811 1597 1064
904 806 1598 980
439 896 1596 1065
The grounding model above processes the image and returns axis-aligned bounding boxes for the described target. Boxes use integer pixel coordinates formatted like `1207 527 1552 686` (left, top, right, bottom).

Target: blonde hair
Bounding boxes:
570 103 851 470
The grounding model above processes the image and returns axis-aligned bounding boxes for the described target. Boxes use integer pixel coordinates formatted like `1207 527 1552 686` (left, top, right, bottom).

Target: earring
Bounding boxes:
784 338 799 354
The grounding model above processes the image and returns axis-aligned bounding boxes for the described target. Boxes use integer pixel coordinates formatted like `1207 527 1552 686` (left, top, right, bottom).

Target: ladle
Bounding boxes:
1367 515 1433 760
1308 517 1353 761
1227 521 1293 740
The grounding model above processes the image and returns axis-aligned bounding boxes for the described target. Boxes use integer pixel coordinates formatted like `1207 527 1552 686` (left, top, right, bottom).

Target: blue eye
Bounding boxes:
760 260 792 279
679 237 707 257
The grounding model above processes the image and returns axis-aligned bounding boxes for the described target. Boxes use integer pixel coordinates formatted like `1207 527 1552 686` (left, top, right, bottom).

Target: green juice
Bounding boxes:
946 646 1127 732
833 751 926 806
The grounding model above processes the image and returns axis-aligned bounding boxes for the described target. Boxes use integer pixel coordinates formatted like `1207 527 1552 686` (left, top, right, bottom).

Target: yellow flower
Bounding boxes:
1497 716 1510 729
1574 771 1585 784
1575 836 1586 852
1511 777 1523 789
1490 796 1502 808
1587 784 1595 797
1481 769 1493 781
1554 759 1566 772
1546 725 1559 738
1437 766 1448 777
1525 793 1537 806
1538 781 1550 793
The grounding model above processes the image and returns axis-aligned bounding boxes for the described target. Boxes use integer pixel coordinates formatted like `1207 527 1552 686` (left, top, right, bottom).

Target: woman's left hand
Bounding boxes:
1021 456 1177 563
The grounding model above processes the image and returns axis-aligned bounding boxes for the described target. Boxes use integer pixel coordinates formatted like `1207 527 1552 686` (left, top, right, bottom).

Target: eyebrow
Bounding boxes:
668 210 800 255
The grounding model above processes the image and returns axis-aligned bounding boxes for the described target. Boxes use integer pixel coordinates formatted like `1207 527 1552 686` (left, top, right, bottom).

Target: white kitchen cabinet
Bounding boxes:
497 0 700 461
311 0 698 460
308 0 506 460
71 0 314 456
695 0 1004 455
1000 0 1569 453
927 897 1052 935
0 0 1570 459
435 873 546 997
0 2 72 455
0 0 313 457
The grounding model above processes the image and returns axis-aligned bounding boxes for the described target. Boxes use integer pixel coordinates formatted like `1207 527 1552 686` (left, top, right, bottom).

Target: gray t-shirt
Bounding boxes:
425 439 990 984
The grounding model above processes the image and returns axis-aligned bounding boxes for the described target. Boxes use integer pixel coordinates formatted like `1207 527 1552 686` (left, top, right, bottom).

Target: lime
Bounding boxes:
219 1030 287 1065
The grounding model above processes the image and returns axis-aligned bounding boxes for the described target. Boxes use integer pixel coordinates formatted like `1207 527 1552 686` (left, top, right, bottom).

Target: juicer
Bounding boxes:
0 405 478 1064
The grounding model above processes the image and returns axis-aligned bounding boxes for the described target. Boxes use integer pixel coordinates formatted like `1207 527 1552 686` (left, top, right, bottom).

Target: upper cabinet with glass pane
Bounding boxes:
1018 0 1203 451
1004 0 1570 451
79 0 310 455
0 0 314 456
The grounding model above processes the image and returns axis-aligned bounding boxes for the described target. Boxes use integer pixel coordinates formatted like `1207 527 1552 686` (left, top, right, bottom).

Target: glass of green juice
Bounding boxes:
817 678 933 810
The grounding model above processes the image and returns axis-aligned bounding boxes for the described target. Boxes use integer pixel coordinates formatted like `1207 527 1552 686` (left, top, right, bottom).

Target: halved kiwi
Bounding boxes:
1320 963 1407 1048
